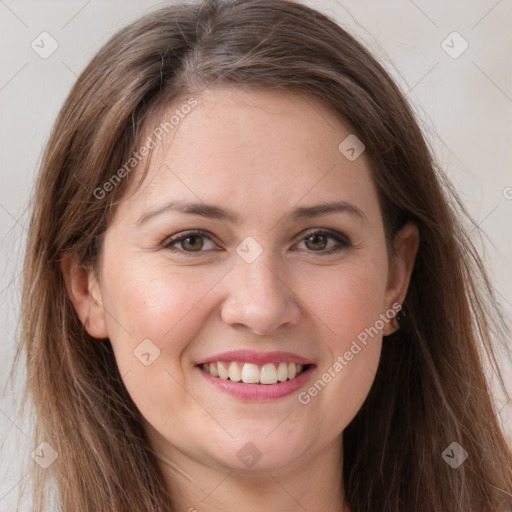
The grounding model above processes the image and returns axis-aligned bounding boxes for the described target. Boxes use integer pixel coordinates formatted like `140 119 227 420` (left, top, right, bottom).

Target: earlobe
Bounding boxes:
383 222 420 335
60 254 109 339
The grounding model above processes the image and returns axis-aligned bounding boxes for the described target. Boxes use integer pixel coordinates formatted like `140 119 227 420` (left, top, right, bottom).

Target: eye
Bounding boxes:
162 228 352 256
294 229 352 254
162 230 217 253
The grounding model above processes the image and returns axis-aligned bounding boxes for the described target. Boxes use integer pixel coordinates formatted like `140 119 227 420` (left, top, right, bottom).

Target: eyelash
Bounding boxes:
161 228 352 256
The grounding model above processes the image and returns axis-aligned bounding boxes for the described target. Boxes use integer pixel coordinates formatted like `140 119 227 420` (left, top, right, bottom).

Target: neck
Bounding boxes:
152 436 349 512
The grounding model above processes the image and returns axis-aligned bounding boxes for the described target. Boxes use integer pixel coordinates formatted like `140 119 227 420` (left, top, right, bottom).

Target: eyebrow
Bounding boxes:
136 199 367 227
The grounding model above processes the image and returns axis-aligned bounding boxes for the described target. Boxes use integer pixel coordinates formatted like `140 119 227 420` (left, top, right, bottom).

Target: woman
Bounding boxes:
16 0 512 510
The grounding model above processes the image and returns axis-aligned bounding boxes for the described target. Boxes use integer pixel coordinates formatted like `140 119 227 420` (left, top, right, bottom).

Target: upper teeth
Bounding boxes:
202 362 305 384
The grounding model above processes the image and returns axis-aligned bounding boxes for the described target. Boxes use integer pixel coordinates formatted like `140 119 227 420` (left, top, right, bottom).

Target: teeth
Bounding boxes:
209 362 219 377
241 363 260 384
218 362 229 380
228 361 241 382
203 361 307 384
288 362 297 379
277 362 288 382
260 363 278 384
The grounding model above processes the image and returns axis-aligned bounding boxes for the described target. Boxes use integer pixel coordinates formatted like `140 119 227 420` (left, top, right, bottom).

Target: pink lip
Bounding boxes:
196 350 314 366
198 365 315 401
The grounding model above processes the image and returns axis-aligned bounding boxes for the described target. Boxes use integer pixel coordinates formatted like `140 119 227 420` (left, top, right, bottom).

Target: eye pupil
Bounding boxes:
306 234 327 250
182 235 203 251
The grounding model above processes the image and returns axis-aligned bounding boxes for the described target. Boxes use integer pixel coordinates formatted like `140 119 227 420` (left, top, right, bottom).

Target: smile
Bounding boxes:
196 350 315 400
200 361 308 385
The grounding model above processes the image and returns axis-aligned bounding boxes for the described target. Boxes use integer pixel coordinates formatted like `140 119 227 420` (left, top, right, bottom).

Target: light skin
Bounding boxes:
62 87 419 512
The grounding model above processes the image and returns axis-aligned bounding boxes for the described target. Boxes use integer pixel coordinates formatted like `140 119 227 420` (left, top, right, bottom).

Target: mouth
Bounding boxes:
195 350 316 400
199 361 311 384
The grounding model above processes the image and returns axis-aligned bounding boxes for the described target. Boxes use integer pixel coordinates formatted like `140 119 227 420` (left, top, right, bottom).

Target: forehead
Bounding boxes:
114 87 380 228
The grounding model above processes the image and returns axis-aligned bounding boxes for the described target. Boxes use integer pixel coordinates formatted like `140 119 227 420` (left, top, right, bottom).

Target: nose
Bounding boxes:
220 255 301 336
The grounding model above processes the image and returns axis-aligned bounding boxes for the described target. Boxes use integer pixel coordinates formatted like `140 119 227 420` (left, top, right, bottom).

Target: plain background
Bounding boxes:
1 0 511 509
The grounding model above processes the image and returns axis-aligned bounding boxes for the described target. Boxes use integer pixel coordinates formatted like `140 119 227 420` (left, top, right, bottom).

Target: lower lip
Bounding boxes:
198 365 315 401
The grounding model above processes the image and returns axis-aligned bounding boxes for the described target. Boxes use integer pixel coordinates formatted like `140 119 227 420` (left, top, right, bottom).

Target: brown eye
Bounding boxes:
180 235 204 251
295 229 352 254
304 233 328 251
162 230 216 253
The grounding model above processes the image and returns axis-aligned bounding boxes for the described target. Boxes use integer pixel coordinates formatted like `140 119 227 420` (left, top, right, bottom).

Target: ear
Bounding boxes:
382 222 420 335
60 254 109 339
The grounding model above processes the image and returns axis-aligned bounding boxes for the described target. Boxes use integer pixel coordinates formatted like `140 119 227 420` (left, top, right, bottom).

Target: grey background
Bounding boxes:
1 0 511 509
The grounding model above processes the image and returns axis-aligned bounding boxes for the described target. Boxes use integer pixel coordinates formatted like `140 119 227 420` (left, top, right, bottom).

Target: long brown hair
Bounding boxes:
15 0 512 510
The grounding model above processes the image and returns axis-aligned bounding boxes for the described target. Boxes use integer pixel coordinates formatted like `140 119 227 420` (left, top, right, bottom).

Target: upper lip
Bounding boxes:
196 350 314 366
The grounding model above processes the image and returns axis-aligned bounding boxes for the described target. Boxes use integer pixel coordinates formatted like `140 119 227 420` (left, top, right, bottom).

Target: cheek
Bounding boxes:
100 258 223 372
306 259 388 349
296 260 386 428
100 260 227 430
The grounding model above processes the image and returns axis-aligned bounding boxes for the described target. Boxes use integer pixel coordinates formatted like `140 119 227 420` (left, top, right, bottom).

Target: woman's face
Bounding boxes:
67 87 418 475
